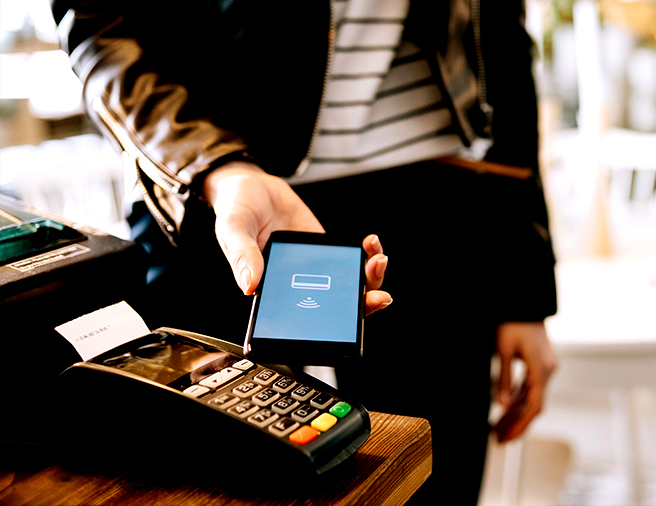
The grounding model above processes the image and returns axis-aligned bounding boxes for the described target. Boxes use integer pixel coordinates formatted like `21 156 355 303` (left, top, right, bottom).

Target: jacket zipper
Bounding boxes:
470 0 493 139
128 151 177 234
293 1 335 178
92 96 178 234
92 96 187 194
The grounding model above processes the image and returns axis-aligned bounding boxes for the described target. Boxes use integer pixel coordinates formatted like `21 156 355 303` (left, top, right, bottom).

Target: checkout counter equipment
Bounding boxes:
0 195 146 443
1 196 370 478
55 328 371 477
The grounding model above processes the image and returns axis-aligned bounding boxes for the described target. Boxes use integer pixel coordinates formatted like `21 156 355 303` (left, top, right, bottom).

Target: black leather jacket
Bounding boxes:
51 0 557 320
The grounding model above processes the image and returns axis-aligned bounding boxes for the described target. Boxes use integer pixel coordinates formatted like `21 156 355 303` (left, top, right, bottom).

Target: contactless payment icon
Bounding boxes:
297 297 320 309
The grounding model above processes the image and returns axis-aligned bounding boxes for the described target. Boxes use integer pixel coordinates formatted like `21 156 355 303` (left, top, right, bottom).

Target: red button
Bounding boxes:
289 425 320 445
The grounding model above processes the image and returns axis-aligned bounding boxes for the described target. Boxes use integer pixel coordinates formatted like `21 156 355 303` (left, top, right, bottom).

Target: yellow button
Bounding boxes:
311 413 337 432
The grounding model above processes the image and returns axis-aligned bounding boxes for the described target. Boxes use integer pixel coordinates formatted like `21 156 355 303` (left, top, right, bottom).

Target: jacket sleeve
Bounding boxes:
50 0 260 243
480 0 539 170
480 0 558 322
51 0 329 244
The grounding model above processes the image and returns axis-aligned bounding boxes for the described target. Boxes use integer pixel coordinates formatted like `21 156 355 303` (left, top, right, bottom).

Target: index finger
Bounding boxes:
362 235 386 291
495 375 544 442
363 234 384 257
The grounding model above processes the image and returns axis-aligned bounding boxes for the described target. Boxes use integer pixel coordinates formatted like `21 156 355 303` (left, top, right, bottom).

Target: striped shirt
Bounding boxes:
287 0 484 185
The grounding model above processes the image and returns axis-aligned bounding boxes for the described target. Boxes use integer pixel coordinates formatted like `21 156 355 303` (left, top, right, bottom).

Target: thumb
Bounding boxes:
224 235 264 295
215 218 265 296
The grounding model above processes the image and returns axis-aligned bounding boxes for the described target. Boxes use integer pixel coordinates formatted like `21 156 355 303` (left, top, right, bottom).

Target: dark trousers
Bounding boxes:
129 160 497 504
295 162 495 505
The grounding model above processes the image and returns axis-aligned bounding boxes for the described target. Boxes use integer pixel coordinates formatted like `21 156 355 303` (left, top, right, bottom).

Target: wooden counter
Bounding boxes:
0 411 431 506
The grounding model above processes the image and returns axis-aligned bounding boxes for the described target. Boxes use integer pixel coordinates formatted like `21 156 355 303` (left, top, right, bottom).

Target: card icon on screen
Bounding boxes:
291 274 331 291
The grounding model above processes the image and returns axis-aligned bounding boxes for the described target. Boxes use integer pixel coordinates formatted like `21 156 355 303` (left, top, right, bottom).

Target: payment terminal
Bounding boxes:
55 328 370 477
1 197 369 477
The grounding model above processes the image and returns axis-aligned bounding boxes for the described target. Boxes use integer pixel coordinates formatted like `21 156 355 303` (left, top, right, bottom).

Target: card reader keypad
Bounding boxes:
184 362 352 446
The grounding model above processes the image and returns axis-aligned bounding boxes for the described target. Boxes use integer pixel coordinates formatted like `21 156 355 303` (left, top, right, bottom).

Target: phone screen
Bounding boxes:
252 241 363 344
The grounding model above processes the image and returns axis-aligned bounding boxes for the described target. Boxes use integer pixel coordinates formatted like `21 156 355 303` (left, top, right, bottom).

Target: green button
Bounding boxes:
329 402 351 419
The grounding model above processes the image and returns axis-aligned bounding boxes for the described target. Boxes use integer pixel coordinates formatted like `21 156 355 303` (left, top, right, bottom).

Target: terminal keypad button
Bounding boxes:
272 376 296 394
252 388 281 406
183 385 210 398
248 409 279 428
289 425 320 445
310 392 333 410
233 359 255 371
312 413 337 432
330 402 352 419
269 417 300 437
208 393 239 410
229 400 259 418
271 396 299 415
233 380 262 398
199 367 242 389
253 369 278 385
291 384 314 402
291 404 319 423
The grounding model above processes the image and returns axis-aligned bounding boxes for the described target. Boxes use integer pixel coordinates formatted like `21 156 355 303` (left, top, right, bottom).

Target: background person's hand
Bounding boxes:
203 161 391 315
492 321 558 442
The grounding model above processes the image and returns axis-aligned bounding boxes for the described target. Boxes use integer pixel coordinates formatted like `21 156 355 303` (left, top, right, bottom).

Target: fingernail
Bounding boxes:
377 298 393 311
240 268 252 294
375 256 388 277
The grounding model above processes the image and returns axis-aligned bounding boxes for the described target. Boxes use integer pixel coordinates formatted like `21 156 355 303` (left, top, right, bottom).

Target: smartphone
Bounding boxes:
244 231 366 365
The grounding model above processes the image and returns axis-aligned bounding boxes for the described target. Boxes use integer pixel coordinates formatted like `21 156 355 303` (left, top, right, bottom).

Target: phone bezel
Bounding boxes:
244 231 366 365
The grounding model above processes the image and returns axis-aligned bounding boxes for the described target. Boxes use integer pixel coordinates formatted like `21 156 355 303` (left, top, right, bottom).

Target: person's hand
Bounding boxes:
492 321 558 442
203 160 322 294
203 161 391 316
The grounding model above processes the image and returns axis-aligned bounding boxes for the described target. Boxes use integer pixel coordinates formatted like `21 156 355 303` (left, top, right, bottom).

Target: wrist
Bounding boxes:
202 160 263 207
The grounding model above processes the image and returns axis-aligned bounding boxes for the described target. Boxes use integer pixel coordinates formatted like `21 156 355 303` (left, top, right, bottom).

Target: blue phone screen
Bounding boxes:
253 242 362 343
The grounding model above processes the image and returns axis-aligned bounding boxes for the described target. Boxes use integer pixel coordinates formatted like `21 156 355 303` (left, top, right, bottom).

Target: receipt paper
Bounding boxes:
55 301 150 361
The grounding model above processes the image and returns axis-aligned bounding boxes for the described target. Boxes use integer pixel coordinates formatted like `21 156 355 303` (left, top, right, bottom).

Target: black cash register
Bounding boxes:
0 195 146 443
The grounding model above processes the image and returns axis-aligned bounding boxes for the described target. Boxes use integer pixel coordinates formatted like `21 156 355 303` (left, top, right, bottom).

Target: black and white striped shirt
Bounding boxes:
287 0 481 185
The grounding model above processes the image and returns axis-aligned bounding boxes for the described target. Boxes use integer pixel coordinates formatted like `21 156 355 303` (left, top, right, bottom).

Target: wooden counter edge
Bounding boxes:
343 411 433 506
0 412 433 506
